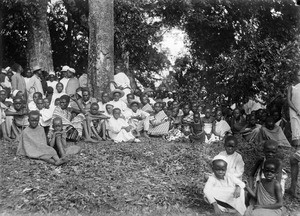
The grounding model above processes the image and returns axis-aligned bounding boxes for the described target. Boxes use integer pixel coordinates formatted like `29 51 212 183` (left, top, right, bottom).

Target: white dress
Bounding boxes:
107 117 135 143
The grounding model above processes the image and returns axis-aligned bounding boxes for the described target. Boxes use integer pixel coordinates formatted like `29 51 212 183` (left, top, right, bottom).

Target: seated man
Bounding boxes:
17 111 67 166
107 108 140 143
69 88 97 113
123 100 150 138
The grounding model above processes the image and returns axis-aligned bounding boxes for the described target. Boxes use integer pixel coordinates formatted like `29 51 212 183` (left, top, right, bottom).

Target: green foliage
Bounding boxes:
171 0 300 105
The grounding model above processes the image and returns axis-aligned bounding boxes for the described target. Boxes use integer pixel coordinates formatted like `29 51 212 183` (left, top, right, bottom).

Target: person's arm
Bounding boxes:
287 85 300 115
249 159 263 189
91 125 102 140
70 95 87 114
255 181 283 209
276 160 283 185
244 180 257 199
235 155 245 180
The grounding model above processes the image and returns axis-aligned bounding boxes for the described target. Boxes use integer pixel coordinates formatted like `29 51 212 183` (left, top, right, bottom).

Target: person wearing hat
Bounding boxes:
65 67 80 96
26 65 44 101
123 100 150 138
59 66 70 94
109 89 128 113
46 71 58 94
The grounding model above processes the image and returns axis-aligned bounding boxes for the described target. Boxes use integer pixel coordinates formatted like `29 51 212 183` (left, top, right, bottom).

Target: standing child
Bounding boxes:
202 107 217 143
203 155 246 216
216 136 244 180
244 159 283 216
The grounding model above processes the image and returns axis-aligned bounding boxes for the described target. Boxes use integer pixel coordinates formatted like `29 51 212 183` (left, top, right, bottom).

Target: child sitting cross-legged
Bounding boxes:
107 108 140 143
203 155 246 216
17 111 68 166
244 158 284 216
215 136 245 180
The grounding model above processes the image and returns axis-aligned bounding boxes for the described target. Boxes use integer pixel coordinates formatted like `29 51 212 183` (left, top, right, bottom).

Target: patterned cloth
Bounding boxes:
257 125 291 148
148 110 169 136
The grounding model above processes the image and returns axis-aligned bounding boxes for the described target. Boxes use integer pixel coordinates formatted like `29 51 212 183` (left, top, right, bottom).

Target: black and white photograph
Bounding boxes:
0 0 300 215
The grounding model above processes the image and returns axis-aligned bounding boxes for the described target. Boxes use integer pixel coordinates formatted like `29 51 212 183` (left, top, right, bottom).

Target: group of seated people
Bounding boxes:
0 65 297 216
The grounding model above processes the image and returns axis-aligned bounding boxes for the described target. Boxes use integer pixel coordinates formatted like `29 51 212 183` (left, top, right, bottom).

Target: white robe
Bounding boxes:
217 151 244 180
110 100 128 113
204 173 246 215
47 80 58 94
107 117 135 143
59 78 69 94
123 109 150 131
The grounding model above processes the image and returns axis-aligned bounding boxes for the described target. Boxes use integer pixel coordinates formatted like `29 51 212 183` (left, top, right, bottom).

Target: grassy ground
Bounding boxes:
0 137 299 216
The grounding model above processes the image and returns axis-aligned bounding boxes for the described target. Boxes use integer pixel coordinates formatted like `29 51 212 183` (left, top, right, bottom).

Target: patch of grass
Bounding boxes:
0 137 299 215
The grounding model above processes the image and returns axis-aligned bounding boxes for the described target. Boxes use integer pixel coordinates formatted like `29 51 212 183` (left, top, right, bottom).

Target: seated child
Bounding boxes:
244 158 283 216
109 89 128 113
107 108 140 143
37 98 55 135
87 103 110 141
189 113 205 143
28 92 43 111
203 155 246 216
6 96 29 139
17 111 67 166
249 140 287 195
201 107 217 143
230 108 247 135
216 136 244 180
164 107 183 141
49 117 67 158
257 116 291 148
123 100 150 138
213 108 231 140
242 114 261 142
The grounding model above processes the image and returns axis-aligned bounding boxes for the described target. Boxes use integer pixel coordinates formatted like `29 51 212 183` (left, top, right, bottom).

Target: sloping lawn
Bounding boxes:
0 137 299 216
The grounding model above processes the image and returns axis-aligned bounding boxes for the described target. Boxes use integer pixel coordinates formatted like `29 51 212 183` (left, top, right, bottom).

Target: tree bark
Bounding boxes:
27 0 54 72
88 0 114 100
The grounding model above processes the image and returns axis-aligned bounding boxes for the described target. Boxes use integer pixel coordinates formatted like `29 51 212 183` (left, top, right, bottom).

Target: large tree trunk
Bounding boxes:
88 0 114 100
27 0 54 72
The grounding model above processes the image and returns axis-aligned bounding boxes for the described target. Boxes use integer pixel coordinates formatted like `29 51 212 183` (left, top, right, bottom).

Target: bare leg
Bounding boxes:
82 120 97 142
53 155 68 166
1 123 12 142
91 126 102 141
101 121 106 140
55 135 66 158
143 130 150 138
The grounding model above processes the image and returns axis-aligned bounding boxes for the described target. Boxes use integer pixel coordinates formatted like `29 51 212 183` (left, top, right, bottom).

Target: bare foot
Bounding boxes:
285 188 300 199
55 157 69 166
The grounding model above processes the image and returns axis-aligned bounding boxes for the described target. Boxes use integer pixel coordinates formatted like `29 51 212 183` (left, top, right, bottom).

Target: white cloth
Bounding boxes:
39 108 55 127
47 80 58 94
114 72 131 89
1 76 11 89
59 77 69 93
79 74 88 88
107 117 135 143
217 151 244 180
98 101 108 112
110 100 128 113
123 109 150 131
28 101 38 111
215 120 231 138
203 174 246 215
51 92 66 106
26 74 44 96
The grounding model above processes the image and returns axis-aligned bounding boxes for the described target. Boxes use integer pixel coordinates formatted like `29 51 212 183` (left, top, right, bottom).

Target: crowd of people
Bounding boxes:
0 63 300 216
